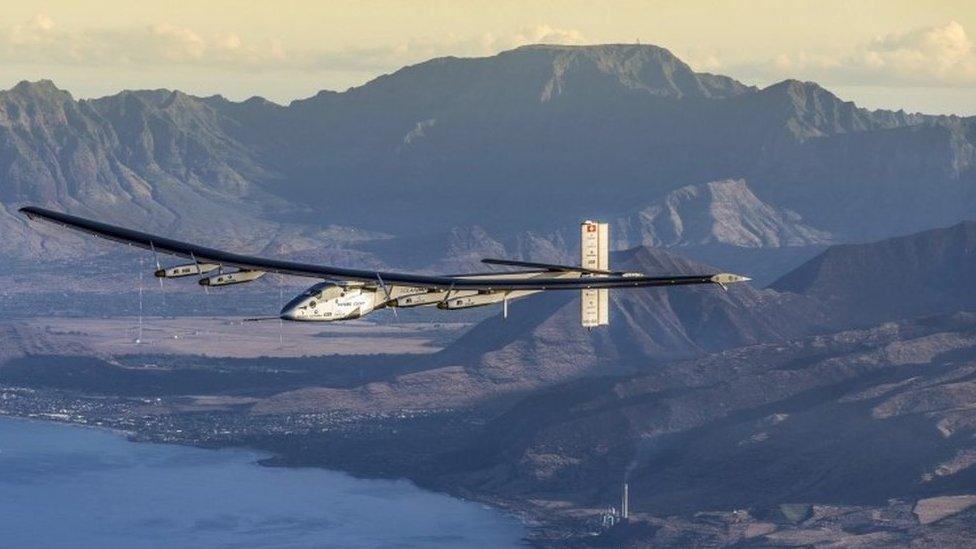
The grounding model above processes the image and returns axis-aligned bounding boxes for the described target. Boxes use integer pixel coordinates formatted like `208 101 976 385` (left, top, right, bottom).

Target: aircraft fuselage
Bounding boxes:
279 271 581 322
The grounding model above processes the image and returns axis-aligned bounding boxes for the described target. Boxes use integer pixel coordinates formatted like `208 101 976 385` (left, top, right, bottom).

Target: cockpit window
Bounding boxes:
322 287 343 299
296 283 343 302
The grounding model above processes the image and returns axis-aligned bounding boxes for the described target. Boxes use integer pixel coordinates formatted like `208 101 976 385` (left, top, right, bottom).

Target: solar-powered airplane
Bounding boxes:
19 207 750 328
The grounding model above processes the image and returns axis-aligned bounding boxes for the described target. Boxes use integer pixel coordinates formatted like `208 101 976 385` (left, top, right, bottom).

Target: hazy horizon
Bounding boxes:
3 49 960 120
1 1 975 115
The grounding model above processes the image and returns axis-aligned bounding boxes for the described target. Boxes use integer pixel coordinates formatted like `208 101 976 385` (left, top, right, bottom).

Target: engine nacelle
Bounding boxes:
394 289 476 308
437 291 509 310
199 270 266 286
280 281 381 321
155 263 220 278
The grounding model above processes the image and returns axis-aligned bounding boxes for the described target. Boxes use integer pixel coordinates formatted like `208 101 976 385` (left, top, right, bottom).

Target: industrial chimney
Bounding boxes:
621 483 629 521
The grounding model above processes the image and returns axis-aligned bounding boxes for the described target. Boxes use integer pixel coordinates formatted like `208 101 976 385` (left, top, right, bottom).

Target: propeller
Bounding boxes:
375 273 398 320
149 241 163 290
190 252 209 295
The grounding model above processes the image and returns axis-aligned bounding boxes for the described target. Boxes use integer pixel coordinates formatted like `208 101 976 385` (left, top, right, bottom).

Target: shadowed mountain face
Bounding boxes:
390 221 976 543
209 223 976 546
772 221 976 327
442 312 976 518
352 178 829 284
444 246 822 373
269 47 972 237
1 43 975 267
249 245 823 417
0 80 377 261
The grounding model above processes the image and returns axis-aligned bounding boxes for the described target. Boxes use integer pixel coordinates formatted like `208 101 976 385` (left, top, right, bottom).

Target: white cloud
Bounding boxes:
10 13 56 45
356 24 587 68
0 14 584 75
674 48 724 73
509 25 587 47
0 14 292 70
736 21 976 88
859 21 976 83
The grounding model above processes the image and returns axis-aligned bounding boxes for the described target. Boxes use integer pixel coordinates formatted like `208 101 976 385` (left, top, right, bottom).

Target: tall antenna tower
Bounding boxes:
137 256 144 344
621 483 629 521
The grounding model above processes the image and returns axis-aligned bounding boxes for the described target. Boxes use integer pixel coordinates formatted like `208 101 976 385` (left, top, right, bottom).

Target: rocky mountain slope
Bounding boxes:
251 245 822 415
607 179 832 250
6 204 976 546
433 312 976 542
0 81 381 262
230 219 976 544
2 44 975 268
267 46 971 238
772 220 976 326
354 178 829 282
243 220 976 546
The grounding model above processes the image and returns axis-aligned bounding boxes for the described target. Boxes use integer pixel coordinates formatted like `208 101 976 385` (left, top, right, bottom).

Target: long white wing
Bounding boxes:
20 206 744 291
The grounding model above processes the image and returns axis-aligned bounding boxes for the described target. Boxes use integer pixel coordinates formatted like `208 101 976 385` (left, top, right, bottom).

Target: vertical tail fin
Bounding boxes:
580 220 609 328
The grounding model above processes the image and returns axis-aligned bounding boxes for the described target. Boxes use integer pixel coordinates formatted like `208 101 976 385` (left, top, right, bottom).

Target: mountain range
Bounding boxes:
5 42 976 547
773 220 976 327
428 220 976 532
265 219 976 546
2 43 974 275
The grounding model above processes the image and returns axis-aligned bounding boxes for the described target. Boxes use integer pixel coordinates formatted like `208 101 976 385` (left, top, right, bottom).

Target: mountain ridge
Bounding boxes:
251 244 823 416
2 43 975 264
772 220 976 326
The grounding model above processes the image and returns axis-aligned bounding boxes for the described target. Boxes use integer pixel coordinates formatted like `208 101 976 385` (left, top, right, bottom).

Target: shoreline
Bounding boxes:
0 412 540 545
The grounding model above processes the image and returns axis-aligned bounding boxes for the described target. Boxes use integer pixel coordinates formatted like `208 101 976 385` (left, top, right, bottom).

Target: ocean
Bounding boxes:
0 416 527 548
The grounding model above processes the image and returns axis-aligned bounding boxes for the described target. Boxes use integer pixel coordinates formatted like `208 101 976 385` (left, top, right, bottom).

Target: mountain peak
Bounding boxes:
764 78 843 107
756 78 922 138
8 79 72 101
344 42 753 107
160 89 202 110
771 220 976 326
511 42 672 55
512 43 753 100
611 179 833 249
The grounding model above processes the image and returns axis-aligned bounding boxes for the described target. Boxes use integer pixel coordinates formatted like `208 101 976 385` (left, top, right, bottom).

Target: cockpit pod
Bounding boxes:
279 280 382 322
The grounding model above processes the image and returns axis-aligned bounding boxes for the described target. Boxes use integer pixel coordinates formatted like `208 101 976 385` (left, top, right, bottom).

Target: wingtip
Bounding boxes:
711 273 752 285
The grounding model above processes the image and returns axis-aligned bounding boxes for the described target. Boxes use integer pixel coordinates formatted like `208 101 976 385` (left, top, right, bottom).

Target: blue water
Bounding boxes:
0 417 526 548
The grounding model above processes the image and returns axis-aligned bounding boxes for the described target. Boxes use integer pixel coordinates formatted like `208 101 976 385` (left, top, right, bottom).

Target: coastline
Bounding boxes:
0 412 538 545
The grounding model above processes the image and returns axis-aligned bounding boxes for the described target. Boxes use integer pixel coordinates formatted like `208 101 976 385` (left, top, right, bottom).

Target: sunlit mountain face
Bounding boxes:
2 44 973 265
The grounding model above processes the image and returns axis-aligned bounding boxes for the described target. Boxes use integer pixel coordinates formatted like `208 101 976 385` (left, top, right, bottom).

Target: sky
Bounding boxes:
0 1 974 115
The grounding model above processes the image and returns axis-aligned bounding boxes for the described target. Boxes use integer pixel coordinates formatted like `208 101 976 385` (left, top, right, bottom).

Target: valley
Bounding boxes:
6 222 976 545
4 42 976 546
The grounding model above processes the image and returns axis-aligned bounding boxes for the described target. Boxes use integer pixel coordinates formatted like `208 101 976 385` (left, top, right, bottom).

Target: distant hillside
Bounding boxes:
2 43 975 267
772 221 976 326
0 81 378 261
271 45 967 237
608 179 832 249
444 246 821 369
252 245 822 415
440 312 976 519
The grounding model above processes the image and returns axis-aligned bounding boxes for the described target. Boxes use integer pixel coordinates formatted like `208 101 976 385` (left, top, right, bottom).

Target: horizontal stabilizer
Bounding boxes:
482 258 626 276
